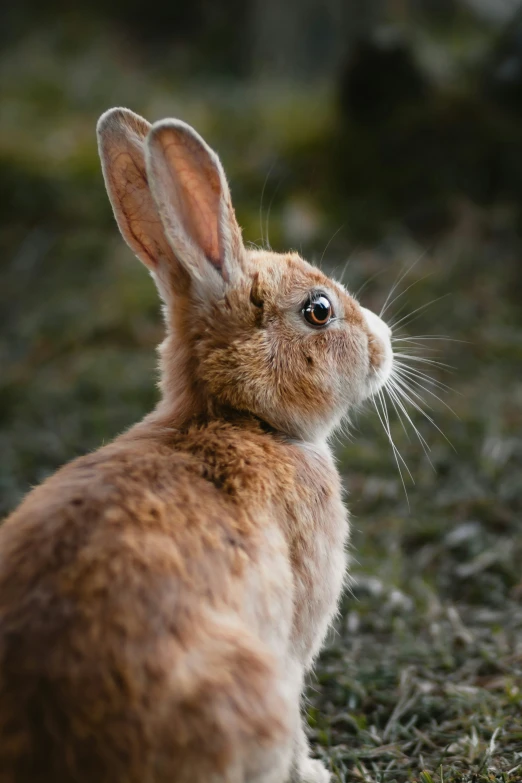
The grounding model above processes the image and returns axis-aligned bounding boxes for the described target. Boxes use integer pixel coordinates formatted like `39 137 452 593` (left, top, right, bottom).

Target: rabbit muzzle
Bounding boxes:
360 306 393 398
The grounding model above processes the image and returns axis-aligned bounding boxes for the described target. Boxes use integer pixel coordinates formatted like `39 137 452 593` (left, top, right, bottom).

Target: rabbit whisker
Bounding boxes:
391 374 456 451
265 173 287 252
380 271 434 319
372 386 412 505
392 353 455 370
318 223 346 271
378 251 428 318
393 362 456 393
394 367 460 417
354 266 388 300
389 293 450 332
392 334 467 343
259 160 275 249
385 381 436 472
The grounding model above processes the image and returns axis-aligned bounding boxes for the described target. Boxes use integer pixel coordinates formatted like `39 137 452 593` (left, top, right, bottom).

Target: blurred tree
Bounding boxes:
482 8 522 118
0 0 250 76
338 32 429 125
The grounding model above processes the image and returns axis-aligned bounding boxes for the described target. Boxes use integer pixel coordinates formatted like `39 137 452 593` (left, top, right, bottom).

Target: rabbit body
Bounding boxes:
0 413 346 783
0 108 393 782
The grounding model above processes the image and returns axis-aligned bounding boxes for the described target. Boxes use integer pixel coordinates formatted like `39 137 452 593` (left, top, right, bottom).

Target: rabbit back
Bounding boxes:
0 418 303 782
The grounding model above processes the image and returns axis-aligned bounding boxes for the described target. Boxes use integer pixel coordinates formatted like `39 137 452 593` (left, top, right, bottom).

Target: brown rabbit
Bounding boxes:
0 109 393 783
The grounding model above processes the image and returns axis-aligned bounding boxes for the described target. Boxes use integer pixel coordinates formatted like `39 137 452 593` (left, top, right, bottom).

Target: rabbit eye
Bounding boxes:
303 294 333 328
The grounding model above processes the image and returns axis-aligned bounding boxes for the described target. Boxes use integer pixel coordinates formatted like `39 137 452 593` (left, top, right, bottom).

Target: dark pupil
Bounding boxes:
313 298 330 322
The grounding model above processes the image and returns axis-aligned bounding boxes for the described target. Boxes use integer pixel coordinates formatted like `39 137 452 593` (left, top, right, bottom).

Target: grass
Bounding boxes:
1 21 521 783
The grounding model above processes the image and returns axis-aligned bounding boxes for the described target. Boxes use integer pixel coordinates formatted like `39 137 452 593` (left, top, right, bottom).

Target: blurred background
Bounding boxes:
1 1 521 780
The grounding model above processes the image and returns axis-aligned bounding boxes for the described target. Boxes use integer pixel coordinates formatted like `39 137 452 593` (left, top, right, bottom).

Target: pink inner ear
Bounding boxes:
105 128 180 271
163 137 223 268
115 155 164 267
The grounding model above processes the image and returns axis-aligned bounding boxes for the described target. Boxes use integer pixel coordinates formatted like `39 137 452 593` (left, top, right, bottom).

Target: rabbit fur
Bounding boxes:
0 108 393 783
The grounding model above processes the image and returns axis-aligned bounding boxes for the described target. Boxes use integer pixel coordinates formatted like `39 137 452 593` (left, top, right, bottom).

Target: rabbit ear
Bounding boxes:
97 108 183 276
145 119 245 289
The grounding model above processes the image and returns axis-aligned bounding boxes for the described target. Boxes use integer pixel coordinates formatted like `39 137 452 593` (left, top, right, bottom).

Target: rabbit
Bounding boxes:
0 108 393 783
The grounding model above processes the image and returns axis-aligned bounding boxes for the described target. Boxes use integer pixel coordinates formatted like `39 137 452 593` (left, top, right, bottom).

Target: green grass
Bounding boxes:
1 22 521 783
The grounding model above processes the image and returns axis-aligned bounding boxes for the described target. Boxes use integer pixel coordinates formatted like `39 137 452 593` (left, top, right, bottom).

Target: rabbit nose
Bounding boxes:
360 307 391 339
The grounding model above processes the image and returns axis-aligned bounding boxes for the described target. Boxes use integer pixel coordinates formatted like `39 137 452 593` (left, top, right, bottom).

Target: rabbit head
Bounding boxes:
97 108 393 441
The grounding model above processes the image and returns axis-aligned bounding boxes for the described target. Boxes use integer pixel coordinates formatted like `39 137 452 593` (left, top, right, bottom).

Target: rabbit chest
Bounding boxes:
283 440 349 666
172 421 349 667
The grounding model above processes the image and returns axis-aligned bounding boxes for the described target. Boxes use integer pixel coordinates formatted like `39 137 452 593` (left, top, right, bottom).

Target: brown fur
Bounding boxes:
0 109 394 783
